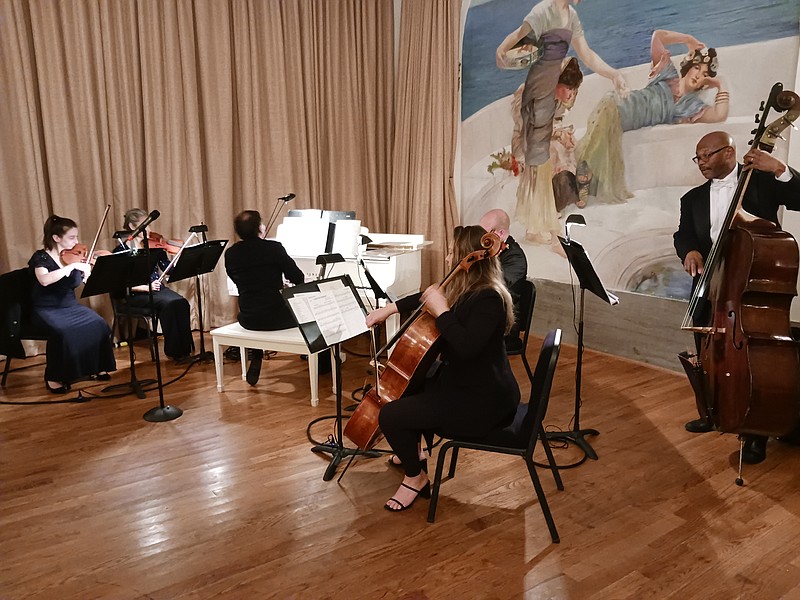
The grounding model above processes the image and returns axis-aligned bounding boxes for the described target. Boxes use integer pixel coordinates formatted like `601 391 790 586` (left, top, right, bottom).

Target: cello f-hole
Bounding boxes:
728 310 743 350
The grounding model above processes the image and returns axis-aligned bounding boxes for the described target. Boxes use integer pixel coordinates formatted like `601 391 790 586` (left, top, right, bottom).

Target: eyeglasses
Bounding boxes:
692 146 729 164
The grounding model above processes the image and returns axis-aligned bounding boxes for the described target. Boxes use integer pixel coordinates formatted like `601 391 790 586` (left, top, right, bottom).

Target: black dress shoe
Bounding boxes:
90 372 112 381
742 435 767 464
246 351 263 386
685 418 713 433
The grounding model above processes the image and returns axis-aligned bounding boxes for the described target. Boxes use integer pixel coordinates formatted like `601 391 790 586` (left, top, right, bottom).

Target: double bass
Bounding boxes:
682 83 800 438
343 231 505 450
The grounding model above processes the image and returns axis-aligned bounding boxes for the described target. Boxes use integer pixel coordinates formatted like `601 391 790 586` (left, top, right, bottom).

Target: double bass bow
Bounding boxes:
343 230 505 450
682 83 800 438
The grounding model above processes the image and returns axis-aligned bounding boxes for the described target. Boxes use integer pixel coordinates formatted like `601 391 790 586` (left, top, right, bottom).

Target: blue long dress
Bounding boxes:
28 250 116 383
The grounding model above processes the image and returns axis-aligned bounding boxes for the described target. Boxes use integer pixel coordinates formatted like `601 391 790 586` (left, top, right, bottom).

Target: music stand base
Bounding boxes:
143 405 183 422
311 444 381 481
547 428 600 460
103 379 158 399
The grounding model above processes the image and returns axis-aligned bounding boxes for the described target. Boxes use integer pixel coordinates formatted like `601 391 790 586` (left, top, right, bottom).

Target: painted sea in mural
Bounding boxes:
463 0 800 120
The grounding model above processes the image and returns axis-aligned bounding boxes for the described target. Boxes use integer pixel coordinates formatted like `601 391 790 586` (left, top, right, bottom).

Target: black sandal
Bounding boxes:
384 482 431 512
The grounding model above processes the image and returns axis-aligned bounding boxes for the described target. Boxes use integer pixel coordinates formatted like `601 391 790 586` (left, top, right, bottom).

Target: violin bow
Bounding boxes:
85 204 111 263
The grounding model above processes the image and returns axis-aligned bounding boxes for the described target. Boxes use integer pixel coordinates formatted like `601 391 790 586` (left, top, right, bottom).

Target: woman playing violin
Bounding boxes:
28 215 116 393
366 225 520 512
116 208 193 361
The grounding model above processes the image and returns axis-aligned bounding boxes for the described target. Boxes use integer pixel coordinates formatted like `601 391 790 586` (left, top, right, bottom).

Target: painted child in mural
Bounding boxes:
576 29 729 204
495 0 628 243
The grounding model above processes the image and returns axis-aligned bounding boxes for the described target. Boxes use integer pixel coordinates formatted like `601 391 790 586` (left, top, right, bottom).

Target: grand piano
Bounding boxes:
228 213 427 338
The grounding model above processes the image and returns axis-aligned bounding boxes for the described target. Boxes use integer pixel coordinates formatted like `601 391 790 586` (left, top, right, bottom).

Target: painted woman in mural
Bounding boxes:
495 0 629 243
576 29 729 203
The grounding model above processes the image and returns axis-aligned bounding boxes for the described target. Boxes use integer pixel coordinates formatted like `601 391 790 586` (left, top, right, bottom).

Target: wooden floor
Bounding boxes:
2 333 800 600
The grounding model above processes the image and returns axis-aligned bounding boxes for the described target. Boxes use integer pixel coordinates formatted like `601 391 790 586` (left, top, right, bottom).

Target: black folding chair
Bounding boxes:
427 329 563 544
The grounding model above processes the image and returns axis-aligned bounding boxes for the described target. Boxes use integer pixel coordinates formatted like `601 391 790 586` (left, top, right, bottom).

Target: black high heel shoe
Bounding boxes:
45 380 70 394
384 482 431 512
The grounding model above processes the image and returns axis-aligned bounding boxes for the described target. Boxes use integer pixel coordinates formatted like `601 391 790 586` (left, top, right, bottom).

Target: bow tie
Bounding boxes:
711 179 736 190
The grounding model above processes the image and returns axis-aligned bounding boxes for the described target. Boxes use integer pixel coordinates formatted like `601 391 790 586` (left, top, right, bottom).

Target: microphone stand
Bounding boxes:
264 194 295 237
140 232 183 422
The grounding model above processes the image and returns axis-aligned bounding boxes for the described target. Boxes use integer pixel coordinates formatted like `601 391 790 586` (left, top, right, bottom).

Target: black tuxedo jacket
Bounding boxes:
674 164 800 263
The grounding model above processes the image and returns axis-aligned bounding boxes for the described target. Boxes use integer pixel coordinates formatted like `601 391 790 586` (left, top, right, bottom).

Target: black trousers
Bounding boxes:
379 392 441 478
127 287 193 358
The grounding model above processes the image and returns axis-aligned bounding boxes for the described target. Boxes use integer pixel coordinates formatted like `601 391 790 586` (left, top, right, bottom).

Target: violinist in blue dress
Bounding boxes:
28 215 116 393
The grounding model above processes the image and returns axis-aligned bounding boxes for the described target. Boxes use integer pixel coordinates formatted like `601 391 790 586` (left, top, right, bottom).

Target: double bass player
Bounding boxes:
674 130 800 463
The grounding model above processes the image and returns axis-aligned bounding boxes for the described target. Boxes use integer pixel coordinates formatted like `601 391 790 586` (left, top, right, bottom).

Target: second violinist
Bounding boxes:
116 208 194 361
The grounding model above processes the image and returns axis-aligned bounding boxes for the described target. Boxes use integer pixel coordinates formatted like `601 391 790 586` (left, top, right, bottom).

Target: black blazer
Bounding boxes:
674 164 800 263
396 288 520 438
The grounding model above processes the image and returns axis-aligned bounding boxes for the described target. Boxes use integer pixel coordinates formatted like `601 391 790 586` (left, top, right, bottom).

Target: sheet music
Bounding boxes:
287 280 368 346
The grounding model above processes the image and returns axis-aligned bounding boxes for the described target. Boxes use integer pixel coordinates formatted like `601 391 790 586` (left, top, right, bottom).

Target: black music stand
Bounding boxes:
165 239 228 363
82 250 164 399
282 275 380 481
547 236 619 461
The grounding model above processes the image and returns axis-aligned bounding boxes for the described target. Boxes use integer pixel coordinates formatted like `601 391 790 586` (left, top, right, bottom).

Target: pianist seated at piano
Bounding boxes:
225 210 305 385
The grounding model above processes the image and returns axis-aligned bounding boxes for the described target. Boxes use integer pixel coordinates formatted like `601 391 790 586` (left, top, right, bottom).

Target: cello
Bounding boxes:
343 230 505 450
682 84 800 440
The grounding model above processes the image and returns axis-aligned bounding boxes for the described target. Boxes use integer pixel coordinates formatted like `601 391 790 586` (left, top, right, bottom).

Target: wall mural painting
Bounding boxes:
461 0 800 300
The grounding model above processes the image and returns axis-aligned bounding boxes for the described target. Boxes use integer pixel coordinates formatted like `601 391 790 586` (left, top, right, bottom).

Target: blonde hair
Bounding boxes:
444 225 515 333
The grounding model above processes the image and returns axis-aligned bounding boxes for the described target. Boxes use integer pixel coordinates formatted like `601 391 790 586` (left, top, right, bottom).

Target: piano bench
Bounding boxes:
210 322 335 407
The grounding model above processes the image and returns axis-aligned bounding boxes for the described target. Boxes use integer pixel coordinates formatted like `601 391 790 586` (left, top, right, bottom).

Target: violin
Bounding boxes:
60 204 112 267
146 231 184 254
343 231 506 450
60 243 111 265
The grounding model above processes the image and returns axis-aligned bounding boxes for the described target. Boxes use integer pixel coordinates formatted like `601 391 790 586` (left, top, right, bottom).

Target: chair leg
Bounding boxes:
110 313 120 346
1 356 11 387
143 316 157 361
521 353 534 385
525 458 560 543
539 424 564 490
447 446 460 478
427 441 453 523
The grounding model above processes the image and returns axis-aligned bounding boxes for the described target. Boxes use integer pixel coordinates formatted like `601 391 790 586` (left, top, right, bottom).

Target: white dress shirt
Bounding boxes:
709 166 738 243
709 164 793 242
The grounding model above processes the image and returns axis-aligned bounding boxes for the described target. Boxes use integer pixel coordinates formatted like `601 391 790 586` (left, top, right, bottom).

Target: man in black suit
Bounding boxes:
225 210 305 385
674 130 800 463
479 209 528 350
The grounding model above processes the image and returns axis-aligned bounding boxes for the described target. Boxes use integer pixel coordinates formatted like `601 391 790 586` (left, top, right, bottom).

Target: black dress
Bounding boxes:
28 251 116 383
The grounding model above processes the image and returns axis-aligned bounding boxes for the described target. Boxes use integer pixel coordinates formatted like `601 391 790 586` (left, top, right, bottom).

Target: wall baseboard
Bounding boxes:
530 279 693 373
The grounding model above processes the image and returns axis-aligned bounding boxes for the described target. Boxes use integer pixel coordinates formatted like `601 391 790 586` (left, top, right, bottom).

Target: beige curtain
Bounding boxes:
0 0 395 328
390 0 461 285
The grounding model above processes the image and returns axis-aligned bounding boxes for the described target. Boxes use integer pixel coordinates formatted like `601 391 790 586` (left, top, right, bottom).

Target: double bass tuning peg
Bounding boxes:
759 101 766 110
751 128 758 135
754 114 760 123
